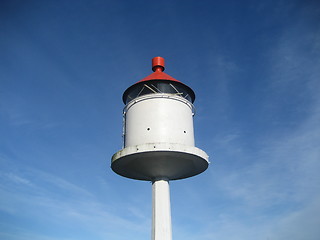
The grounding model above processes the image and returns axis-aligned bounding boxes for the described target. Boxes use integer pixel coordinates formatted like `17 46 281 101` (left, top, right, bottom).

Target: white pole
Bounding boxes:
152 179 172 240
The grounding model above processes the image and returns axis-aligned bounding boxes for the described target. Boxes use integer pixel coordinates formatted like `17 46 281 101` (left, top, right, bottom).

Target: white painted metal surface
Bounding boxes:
152 179 172 240
124 94 195 147
111 142 209 180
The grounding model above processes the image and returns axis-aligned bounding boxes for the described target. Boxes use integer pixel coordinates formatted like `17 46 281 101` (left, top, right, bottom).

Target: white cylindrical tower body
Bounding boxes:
124 94 195 147
112 57 209 181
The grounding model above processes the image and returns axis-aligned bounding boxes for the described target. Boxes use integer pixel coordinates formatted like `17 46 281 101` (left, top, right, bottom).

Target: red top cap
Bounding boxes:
138 56 181 83
152 56 165 72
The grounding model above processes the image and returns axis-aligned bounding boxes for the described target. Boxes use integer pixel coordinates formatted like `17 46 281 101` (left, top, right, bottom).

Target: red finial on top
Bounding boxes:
137 56 180 83
152 57 165 72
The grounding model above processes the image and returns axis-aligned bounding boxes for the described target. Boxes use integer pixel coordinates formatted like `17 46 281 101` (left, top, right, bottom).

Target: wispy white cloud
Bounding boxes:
0 158 149 240
172 6 320 239
0 227 76 240
269 196 320 240
4 173 33 186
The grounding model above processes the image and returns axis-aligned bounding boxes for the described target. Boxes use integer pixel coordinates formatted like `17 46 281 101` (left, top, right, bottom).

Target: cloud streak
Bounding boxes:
172 6 320 239
0 158 150 240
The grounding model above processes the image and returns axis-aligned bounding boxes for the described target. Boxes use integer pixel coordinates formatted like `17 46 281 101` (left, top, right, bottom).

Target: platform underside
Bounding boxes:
111 144 209 181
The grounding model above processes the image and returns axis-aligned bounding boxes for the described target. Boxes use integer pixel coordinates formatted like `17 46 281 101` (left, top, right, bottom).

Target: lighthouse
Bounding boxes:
111 57 209 240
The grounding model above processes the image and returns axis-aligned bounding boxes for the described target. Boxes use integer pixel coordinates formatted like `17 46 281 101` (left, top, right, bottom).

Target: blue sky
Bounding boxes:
1 0 319 239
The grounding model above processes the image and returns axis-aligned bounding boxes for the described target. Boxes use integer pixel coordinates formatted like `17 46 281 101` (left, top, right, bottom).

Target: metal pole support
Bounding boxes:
152 179 172 240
